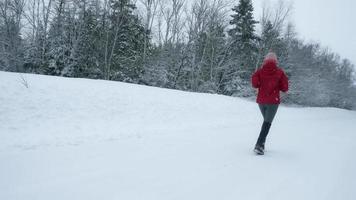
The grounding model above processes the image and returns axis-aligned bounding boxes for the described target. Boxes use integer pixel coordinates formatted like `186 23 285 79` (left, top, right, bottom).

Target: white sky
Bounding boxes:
252 0 356 66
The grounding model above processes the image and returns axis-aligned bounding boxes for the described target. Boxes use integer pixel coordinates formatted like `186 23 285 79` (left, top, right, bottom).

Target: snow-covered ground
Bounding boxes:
1 71 356 200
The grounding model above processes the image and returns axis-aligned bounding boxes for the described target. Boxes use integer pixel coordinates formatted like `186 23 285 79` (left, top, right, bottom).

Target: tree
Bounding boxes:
188 0 228 93
23 0 54 73
257 0 292 71
142 0 186 89
103 0 147 82
225 0 258 96
70 0 103 78
138 0 159 65
46 0 72 76
0 0 25 72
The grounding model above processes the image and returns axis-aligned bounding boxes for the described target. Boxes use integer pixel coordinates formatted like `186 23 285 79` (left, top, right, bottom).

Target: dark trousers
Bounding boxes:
259 104 278 123
256 104 279 146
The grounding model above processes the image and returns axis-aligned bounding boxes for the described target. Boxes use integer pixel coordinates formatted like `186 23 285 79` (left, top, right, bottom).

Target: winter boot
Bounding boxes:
254 144 264 155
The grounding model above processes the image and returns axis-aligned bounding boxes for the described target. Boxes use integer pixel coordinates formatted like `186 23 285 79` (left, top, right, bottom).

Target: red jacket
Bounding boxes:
251 60 289 104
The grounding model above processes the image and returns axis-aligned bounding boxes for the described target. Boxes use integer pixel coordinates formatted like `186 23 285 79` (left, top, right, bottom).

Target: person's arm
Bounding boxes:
279 71 289 93
251 70 261 88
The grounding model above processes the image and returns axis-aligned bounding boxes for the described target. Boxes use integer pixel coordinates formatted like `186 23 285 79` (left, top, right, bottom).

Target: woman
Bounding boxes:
251 52 289 155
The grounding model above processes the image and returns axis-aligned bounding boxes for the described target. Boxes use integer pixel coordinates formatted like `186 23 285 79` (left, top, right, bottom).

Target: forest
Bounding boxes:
1 0 355 109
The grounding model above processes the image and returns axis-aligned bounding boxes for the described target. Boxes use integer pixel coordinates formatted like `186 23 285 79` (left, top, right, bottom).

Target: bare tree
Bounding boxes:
261 0 293 32
158 0 185 44
23 0 54 67
183 0 231 91
0 0 25 71
138 0 160 63
103 0 115 80
254 0 293 71
159 0 173 44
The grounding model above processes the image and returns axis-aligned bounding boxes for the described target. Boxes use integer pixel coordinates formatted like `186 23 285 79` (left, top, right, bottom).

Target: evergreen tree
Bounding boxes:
23 23 47 73
46 0 72 76
228 0 258 67
107 0 147 82
225 0 258 96
71 0 103 78
258 20 288 73
259 21 280 60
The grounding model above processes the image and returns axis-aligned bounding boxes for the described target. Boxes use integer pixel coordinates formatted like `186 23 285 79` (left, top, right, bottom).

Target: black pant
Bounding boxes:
259 104 278 123
256 104 279 147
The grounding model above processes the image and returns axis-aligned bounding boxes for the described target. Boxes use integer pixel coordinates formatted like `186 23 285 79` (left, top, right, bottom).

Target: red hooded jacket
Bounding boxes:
251 57 289 104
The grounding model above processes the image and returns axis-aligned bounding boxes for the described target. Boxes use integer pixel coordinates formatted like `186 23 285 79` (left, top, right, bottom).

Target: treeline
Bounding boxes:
1 0 355 109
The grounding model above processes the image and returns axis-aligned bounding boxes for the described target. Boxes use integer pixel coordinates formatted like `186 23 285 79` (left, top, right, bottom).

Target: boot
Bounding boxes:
254 144 264 155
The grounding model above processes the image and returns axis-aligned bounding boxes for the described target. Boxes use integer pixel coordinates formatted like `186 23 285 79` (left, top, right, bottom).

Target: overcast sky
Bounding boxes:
252 0 356 66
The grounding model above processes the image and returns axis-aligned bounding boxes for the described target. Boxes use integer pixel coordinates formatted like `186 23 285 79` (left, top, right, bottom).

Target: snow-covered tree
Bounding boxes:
46 0 72 76
225 0 258 96
104 0 147 82
70 0 103 78
23 0 54 73
0 0 25 72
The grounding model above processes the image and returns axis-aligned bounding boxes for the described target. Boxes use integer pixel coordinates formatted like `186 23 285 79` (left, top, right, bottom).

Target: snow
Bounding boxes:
1 71 356 200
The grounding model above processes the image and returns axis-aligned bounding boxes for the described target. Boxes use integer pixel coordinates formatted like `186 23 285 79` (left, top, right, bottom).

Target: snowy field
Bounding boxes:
1 71 356 200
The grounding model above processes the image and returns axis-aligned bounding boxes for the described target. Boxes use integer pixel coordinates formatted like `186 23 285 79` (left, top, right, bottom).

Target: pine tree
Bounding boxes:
258 20 288 71
23 24 46 73
71 0 103 78
106 0 147 82
229 0 258 65
225 0 258 96
46 0 71 76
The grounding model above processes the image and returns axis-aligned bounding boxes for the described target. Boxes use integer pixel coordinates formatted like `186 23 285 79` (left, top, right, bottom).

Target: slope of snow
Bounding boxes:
1 71 356 200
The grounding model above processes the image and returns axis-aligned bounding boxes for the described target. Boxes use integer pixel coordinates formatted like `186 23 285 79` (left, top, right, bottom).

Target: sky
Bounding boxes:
252 0 356 66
